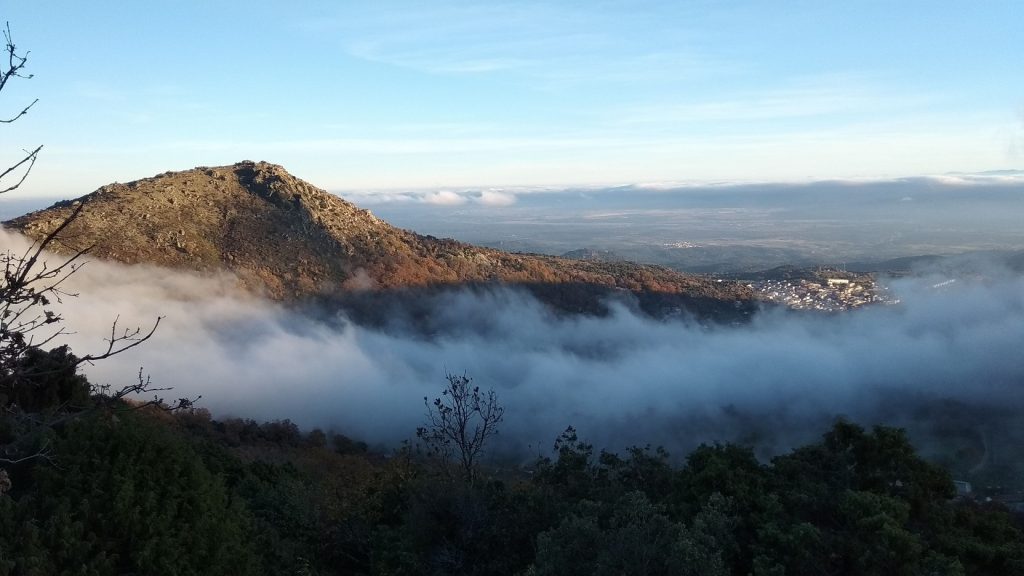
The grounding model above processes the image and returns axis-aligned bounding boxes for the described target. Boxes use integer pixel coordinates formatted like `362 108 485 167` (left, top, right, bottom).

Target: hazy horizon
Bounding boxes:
5 167 1023 275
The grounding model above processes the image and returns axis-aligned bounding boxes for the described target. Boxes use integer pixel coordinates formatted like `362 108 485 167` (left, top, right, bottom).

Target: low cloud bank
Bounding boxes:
3 229 1023 464
353 188 518 207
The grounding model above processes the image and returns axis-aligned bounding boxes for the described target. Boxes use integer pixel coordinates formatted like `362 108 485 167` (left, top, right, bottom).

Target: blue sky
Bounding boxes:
2 1 1022 197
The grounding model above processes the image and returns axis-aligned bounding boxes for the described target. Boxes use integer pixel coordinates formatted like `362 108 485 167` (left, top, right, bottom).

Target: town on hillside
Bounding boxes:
749 270 899 312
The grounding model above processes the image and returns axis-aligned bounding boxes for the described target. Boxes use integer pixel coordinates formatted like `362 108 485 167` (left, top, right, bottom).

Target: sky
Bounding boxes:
2 1 1023 198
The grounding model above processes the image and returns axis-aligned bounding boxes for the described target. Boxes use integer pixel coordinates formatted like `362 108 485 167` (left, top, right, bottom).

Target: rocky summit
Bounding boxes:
5 161 754 317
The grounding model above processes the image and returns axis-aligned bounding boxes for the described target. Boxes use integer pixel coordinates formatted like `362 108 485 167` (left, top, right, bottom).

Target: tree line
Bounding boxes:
2 391 1024 575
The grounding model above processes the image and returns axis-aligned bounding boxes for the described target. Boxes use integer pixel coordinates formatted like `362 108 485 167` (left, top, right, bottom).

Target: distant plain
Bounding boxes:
351 174 1024 274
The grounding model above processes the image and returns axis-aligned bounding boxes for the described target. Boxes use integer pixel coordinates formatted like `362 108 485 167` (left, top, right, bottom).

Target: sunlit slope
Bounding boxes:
6 161 753 316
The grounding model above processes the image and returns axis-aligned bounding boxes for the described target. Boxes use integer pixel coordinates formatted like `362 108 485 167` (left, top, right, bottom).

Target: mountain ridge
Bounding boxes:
5 161 754 318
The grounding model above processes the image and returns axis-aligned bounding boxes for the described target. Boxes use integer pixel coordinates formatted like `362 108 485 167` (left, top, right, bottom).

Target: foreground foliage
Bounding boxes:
1 398 1022 576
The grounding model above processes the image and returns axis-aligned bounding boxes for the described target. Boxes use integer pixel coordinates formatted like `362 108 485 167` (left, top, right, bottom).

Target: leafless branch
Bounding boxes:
1 22 33 92
1 204 93 378
417 373 504 483
0 144 41 193
0 21 179 470
94 368 200 412
0 97 36 124
79 316 163 365
0 22 40 195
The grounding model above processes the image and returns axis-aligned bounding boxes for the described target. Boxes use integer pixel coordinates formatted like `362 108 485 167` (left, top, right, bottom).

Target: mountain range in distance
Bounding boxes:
4 161 756 321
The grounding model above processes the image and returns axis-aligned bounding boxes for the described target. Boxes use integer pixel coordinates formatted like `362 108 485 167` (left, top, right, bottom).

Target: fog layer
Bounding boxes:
3 229 1022 461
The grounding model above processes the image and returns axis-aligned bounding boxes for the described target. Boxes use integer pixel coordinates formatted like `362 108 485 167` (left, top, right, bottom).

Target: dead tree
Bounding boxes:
0 22 190 468
1 22 40 194
418 373 504 483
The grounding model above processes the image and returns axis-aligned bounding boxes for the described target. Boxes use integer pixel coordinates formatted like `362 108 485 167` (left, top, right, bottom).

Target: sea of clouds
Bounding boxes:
3 228 1023 465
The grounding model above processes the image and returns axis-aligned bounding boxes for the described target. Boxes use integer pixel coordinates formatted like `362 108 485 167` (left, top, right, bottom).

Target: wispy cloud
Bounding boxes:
422 190 467 206
348 39 535 74
302 1 728 86
158 135 633 156
73 81 129 104
343 188 519 208
1006 103 1024 159
477 190 517 207
613 75 928 126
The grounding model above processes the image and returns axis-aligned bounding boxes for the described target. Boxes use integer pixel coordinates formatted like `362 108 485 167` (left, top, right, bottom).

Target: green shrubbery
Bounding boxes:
1 396 1023 576
0 411 260 576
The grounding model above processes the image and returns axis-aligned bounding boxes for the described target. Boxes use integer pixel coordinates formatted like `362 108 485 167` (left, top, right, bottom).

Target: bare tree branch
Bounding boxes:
0 23 179 470
0 21 41 195
0 97 36 124
1 22 33 92
0 144 41 193
79 316 163 365
417 373 504 483
93 368 200 412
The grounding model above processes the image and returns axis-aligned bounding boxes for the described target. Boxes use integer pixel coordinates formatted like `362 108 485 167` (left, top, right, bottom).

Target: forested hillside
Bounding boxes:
1 367 1022 576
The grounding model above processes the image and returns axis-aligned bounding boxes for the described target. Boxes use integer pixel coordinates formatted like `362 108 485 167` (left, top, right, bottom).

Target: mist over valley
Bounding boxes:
3 166 1023 492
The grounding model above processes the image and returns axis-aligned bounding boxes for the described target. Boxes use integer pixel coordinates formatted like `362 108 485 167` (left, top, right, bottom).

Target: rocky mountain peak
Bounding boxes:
5 162 755 318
